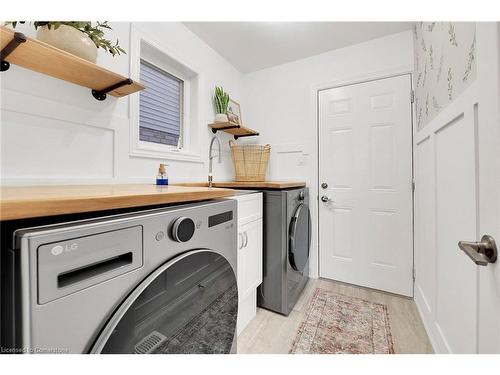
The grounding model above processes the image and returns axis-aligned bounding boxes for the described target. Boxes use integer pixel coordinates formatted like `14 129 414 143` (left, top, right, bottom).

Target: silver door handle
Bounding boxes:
321 195 334 203
458 235 498 266
243 231 248 248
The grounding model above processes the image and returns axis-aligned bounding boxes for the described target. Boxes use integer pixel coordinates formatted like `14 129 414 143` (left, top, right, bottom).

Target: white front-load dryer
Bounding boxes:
1 199 237 354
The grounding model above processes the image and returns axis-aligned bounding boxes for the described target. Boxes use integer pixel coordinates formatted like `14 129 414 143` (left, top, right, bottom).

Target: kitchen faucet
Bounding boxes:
208 135 222 188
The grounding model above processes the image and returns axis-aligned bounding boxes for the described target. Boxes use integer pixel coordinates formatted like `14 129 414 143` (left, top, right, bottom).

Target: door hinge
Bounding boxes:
412 179 415 192
413 267 416 281
410 90 415 103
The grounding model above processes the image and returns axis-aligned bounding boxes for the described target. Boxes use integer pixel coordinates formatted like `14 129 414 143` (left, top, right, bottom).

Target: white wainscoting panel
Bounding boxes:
1 111 115 180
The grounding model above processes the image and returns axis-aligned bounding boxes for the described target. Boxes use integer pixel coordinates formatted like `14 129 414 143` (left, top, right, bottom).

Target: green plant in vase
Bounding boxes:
5 21 125 62
213 86 230 123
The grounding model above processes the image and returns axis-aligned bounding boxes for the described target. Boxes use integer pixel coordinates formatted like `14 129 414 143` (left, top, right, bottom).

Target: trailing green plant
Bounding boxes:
214 86 230 114
5 21 126 56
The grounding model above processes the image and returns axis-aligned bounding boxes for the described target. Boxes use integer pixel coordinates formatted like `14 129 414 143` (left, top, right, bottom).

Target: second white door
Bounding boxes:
318 74 413 296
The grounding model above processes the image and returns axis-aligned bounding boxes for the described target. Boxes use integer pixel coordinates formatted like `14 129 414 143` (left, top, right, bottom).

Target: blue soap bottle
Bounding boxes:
156 163 169 185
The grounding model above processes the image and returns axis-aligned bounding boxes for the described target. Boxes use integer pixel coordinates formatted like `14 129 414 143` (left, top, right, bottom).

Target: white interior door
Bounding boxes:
318 74 413 296
476 22 500 354
412 23 500 354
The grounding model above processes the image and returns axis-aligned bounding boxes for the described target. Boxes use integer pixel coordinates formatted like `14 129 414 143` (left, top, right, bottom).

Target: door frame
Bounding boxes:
312 70 416 291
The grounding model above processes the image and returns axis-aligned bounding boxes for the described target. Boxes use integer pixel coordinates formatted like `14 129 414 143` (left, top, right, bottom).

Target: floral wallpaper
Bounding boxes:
414 22 477 129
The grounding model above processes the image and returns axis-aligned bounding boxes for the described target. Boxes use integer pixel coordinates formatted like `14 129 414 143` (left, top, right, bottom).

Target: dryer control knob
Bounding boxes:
171 217 195 242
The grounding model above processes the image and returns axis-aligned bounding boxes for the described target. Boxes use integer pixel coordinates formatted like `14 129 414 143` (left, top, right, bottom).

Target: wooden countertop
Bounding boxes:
177 181 306 189
0 184 235 221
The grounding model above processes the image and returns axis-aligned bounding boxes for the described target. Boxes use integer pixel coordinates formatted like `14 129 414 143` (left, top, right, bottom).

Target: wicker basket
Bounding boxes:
229 141 271 182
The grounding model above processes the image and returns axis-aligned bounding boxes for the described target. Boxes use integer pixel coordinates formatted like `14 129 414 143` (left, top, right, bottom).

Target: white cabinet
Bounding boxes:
229 192 263 335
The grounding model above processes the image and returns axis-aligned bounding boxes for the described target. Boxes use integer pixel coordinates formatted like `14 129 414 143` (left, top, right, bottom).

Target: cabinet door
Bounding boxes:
237 218 263 300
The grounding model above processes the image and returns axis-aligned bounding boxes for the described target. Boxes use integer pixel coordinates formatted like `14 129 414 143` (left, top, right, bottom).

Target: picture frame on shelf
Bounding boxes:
227 99 242 125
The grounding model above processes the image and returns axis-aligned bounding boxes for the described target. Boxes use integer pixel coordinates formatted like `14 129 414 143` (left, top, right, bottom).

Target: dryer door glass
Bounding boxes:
92 250 237 354
288 203 311 272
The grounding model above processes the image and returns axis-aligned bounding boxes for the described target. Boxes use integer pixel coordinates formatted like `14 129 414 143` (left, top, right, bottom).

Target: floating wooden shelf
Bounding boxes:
208 121 259 140
0 26 145 100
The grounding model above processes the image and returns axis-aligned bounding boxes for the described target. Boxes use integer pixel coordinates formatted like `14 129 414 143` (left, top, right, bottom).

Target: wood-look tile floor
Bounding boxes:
237 278 433 354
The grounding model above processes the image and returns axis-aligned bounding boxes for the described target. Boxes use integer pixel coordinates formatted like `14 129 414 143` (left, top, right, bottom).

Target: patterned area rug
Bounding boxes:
290 288 395 354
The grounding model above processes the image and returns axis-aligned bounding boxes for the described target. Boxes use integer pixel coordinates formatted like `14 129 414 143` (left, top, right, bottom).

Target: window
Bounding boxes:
130 27 202 162
139 60 183 148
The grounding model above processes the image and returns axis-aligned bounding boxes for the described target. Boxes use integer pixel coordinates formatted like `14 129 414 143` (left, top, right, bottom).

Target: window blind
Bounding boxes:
139 59 183 147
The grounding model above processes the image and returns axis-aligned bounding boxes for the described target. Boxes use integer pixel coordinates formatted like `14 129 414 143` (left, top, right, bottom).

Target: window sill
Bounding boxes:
130 149 204 164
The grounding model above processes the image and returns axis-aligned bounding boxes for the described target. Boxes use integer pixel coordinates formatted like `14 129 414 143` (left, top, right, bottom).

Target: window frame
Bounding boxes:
129 25 202 163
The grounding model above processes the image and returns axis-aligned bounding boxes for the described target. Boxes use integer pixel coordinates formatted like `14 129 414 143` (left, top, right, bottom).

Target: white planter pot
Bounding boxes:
214 113 229 123
37 25 98 63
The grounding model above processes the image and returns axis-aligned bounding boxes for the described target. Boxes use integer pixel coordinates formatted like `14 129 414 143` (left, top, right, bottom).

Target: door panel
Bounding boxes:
319 74 413 296
238 219 263 299
330 129 354 187
331 208 353 260
370 124 396 189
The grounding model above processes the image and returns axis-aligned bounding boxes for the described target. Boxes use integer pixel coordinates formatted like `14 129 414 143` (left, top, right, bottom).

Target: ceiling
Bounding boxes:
184 22 413 73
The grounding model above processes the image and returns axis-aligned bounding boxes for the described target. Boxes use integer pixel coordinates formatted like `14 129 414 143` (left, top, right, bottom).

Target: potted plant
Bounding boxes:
213 86 230 123
5 21 125 63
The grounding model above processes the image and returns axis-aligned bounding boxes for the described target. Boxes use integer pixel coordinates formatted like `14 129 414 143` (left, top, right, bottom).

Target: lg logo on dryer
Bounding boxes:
50 243 78 256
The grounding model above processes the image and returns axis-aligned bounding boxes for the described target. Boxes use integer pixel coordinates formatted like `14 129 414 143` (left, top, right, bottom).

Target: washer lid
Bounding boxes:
289 203 311 272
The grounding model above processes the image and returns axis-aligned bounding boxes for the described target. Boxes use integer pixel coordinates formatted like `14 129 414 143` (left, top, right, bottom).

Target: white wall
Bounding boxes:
242 30 414 278
0 24 414 281
0 22 243 185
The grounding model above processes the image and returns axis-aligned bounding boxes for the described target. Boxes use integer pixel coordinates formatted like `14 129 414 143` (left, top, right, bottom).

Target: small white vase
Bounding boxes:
214 113 229 123
37 25 98 63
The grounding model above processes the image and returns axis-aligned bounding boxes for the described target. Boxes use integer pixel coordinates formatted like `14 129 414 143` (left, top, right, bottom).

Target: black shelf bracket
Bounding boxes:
1 32 27 72
92 78 133 101
211 125 240 134
234 132 259 140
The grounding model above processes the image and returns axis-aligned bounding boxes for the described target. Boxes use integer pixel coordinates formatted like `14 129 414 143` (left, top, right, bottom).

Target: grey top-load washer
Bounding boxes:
257 187 310 316
1 199 237 354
